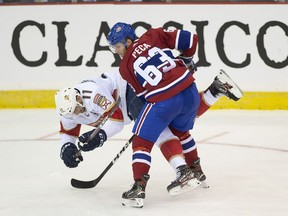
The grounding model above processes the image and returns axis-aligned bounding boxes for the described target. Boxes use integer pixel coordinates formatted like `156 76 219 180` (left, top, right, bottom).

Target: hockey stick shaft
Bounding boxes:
90 135 134 185
71 135 134 189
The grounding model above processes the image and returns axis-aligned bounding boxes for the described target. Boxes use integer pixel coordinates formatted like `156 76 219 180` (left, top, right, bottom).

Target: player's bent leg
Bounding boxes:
197 91 212 117
170 128 209 188
122 135 153 208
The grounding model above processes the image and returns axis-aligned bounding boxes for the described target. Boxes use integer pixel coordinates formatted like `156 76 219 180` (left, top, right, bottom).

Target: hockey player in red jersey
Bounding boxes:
107 22 243 207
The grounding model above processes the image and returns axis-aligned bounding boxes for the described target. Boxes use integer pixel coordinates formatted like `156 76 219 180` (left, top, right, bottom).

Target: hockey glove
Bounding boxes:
60 142 83 168
179 55 197 74
78 129 107 152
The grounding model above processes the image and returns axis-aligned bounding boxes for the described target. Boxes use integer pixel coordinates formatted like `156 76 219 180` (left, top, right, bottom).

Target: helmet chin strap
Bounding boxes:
74 96 86 113
124 38 132 51
72 89 85 115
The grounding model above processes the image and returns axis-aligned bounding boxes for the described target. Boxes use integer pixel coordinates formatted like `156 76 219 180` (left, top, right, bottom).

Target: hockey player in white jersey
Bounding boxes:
55 69 242 207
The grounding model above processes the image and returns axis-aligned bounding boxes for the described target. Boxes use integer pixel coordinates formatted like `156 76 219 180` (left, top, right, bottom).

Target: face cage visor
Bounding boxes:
107 38 127 53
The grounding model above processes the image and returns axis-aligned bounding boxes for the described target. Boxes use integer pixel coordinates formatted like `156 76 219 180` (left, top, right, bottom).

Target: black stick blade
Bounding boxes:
70 136 133 190
70 178 98 189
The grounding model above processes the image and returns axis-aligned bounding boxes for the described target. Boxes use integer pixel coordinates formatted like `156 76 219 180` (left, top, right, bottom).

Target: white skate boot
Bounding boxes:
207 69 243 101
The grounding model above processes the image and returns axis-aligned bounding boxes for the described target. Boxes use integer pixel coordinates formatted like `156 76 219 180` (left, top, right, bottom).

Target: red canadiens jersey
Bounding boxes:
119 27 198 102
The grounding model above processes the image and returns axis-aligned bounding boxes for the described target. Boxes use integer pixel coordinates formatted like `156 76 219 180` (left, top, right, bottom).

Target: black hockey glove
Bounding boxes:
179 55 197 74
60 142 83 168
78 129 107 152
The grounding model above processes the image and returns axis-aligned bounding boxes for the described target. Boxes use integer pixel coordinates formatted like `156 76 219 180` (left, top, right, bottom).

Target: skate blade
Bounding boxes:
169 178 201 196
122 198 144 208
219 69 243 100
200 181 209 188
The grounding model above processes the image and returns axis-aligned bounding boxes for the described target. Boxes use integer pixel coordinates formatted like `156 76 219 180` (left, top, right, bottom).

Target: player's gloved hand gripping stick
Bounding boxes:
178 54 197 74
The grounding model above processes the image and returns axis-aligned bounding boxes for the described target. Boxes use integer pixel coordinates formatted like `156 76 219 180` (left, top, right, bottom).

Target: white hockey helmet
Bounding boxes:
55 87 83 117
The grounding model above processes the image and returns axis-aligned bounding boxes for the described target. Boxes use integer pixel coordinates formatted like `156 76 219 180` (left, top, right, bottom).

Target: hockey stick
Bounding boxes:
71 135 134 189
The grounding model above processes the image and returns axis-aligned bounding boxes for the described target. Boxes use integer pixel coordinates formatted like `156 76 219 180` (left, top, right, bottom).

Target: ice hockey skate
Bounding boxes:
208 69 243 101
167 165 201 196
190 158 209 188
122 174 150 208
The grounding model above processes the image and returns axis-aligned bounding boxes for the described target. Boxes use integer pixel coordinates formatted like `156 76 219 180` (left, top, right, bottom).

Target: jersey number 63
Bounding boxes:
133 47 176 86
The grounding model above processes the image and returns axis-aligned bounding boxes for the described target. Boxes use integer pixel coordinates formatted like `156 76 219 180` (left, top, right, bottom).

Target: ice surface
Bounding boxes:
0 109 288 216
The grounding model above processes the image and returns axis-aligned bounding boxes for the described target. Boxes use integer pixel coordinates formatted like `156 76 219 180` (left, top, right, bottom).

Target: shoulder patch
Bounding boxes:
93 93 112 110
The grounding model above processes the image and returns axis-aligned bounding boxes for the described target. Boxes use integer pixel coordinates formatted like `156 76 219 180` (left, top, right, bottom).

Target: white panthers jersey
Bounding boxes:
58 70 132 146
